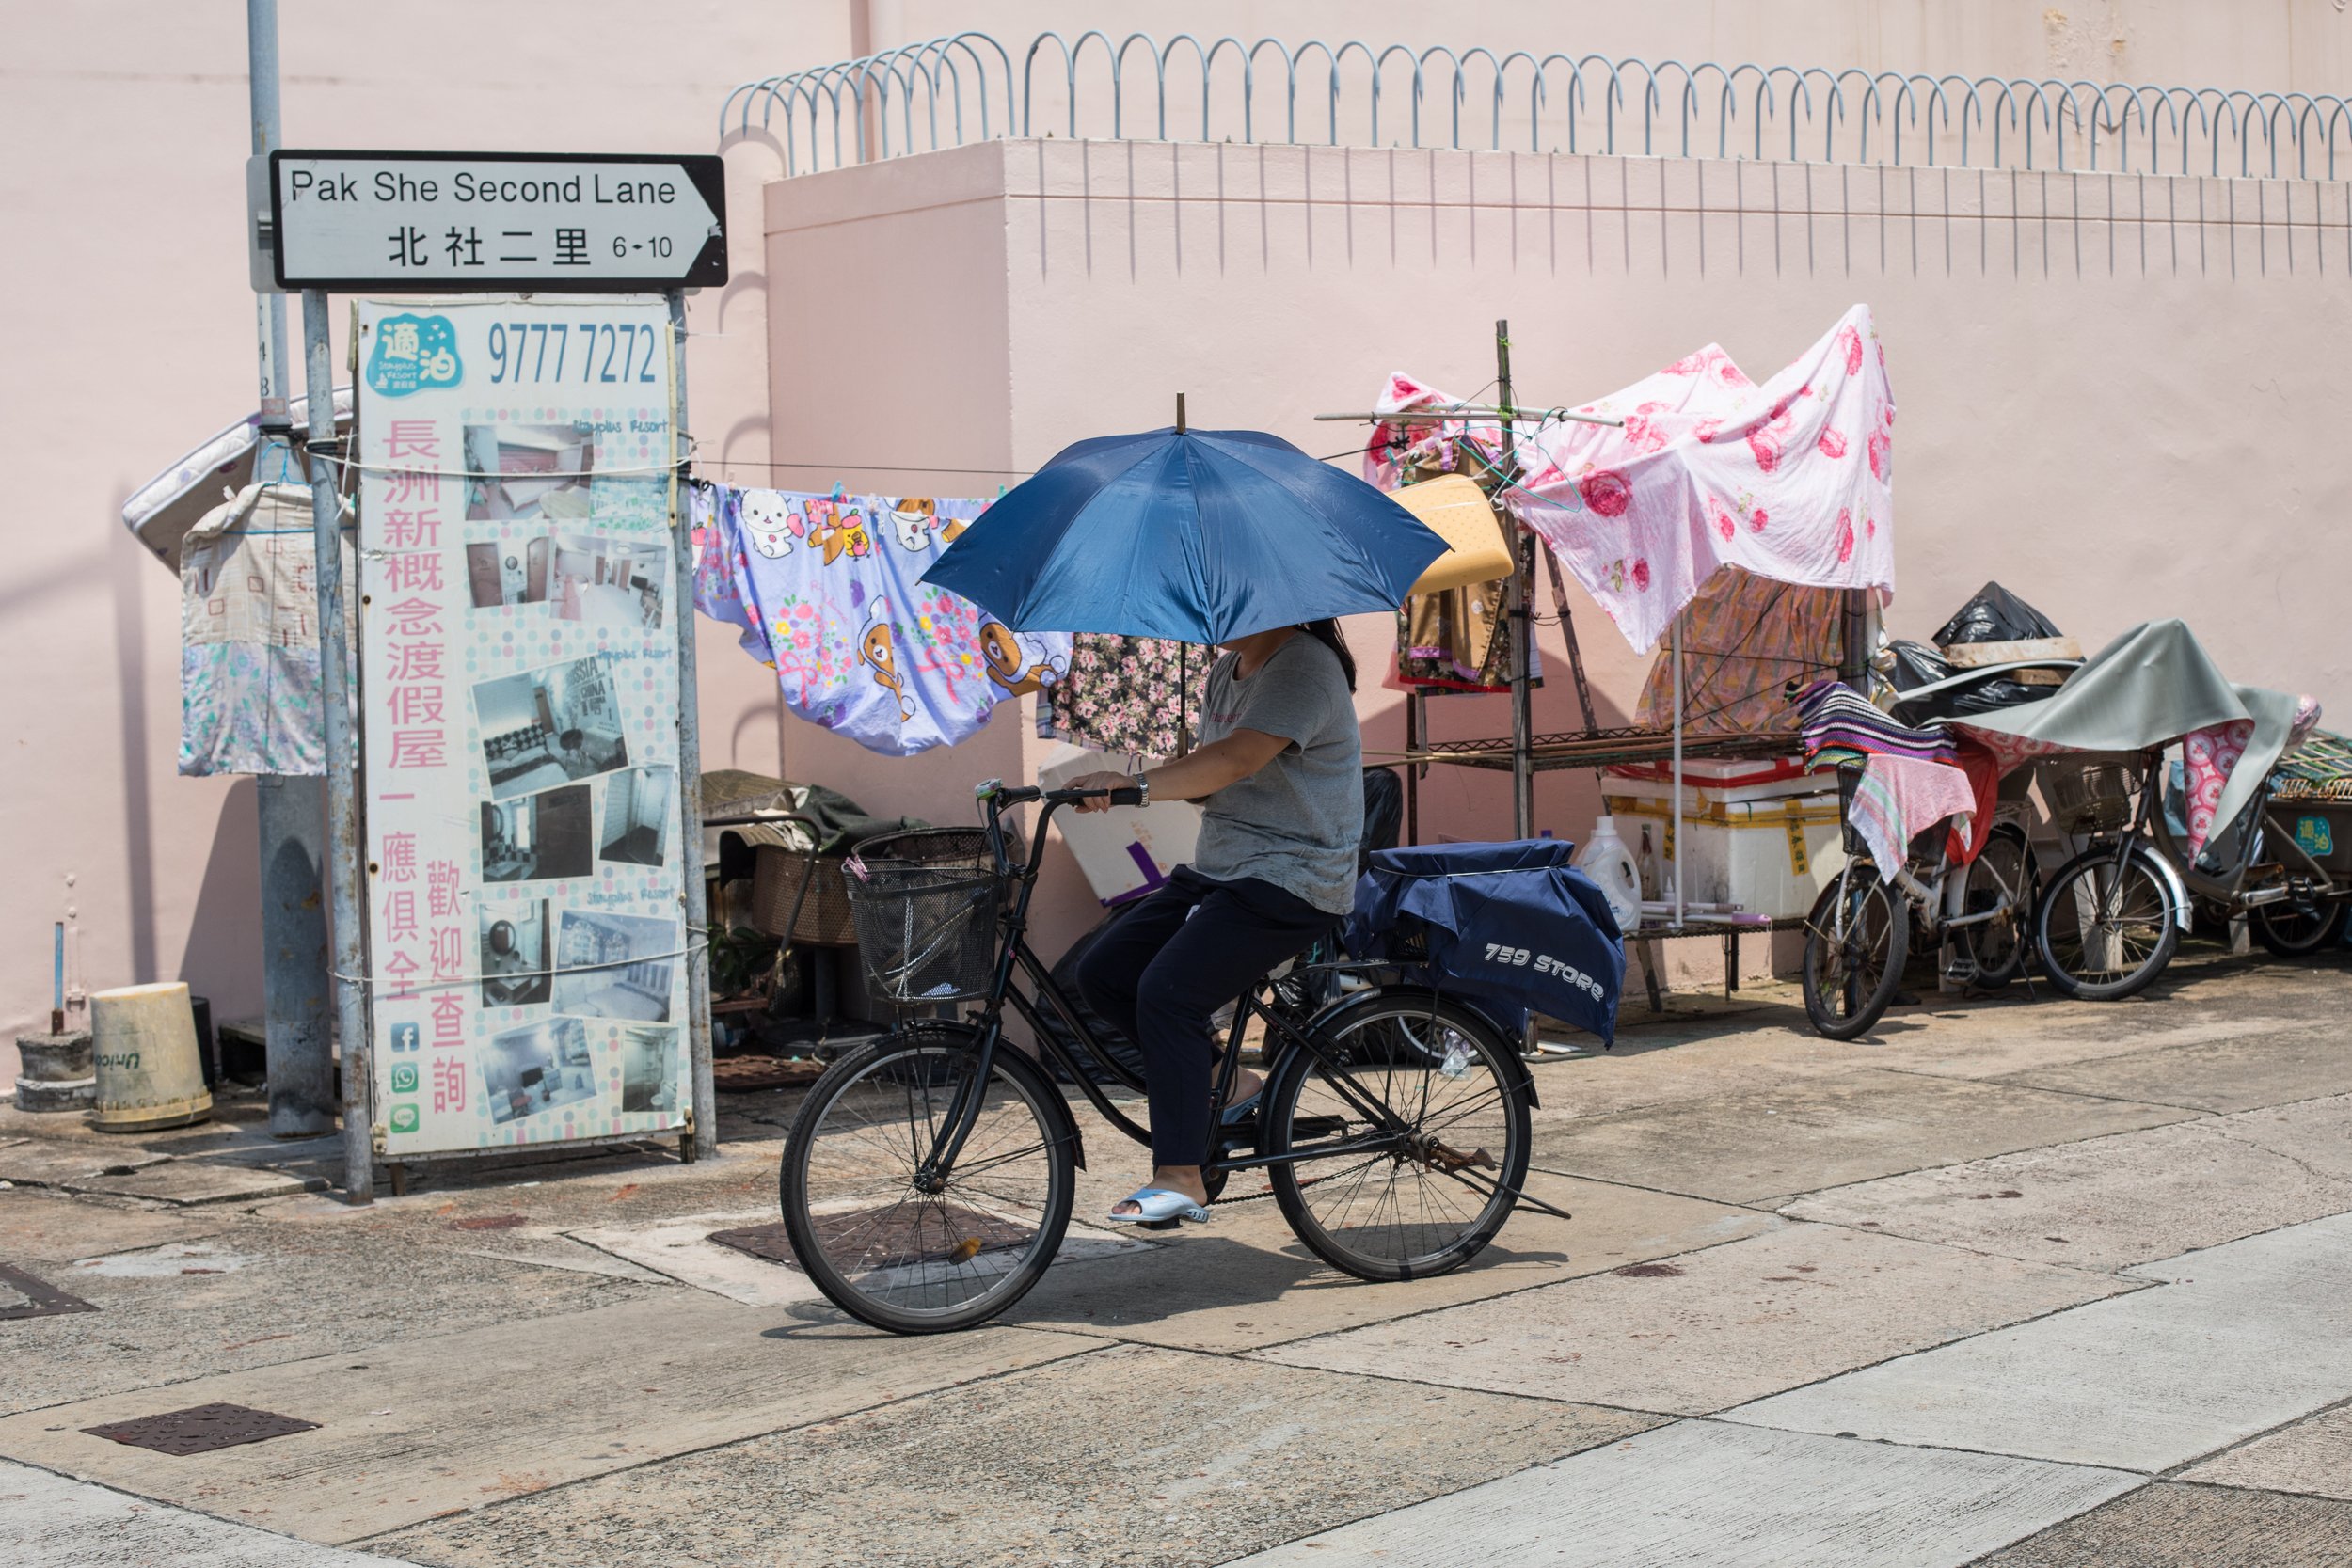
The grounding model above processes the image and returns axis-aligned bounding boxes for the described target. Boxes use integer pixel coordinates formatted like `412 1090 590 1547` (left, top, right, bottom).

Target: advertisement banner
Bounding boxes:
356 297 690 1156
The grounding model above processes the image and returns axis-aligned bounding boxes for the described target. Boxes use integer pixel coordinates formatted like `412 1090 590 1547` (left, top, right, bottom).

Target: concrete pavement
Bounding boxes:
3 942 2350 1565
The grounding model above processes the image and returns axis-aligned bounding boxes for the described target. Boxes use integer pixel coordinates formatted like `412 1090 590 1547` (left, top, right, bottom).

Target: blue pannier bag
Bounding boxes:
1344 839 1626 1047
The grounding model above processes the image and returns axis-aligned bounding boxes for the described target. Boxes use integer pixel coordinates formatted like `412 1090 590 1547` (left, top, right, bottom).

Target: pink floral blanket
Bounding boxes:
1366 304 1898 655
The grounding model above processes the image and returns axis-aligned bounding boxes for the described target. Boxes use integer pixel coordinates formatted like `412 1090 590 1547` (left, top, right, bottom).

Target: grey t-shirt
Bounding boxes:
1190 634 1363 914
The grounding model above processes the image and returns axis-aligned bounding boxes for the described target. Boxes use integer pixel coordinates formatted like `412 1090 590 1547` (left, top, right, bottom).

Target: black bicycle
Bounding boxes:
777 782 1548 1335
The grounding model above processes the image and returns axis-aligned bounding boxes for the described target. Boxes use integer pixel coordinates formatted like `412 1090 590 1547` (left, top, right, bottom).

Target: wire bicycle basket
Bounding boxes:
843 828 1004 1005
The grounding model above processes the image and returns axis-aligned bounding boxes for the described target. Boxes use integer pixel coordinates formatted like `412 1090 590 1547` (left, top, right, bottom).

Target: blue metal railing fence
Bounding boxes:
720 32 2352 182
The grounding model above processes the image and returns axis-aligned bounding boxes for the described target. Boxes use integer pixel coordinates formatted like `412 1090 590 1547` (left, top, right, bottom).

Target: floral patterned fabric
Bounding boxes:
691 482 1070 756
1367 304 1897 656
1041 634 1211 759
1637 567 1846 735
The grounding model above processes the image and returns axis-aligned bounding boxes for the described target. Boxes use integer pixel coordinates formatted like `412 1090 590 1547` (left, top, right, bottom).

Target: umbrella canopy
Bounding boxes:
922 425 1446 644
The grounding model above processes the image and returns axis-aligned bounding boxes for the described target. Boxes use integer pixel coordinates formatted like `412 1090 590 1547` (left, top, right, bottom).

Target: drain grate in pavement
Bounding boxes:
0 1261 97 1321
82 1402 320 1455
707 1219 802 1266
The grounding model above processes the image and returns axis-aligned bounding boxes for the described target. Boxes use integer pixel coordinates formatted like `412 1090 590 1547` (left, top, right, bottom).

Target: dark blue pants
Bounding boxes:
1075 865 1333 1168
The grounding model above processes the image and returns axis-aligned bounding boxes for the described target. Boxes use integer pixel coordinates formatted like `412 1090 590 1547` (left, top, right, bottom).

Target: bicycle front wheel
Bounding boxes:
1261 990 1532 1283
780 1024 1075 1335
1803 863 1908 1039
2036 845 2181 1000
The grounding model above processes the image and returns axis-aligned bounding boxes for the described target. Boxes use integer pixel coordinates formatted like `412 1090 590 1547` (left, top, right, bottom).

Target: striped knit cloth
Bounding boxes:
1793 679 1959 768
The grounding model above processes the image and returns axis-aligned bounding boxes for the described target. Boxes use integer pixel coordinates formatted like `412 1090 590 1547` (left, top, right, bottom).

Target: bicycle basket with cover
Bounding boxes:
1345 840 1627 1045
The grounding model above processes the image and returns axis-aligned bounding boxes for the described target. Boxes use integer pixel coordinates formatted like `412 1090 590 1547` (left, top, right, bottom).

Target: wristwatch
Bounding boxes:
1133 772 1151 806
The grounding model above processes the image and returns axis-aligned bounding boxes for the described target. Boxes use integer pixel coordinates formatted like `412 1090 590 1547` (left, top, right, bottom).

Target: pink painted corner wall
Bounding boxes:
766 136 2352 971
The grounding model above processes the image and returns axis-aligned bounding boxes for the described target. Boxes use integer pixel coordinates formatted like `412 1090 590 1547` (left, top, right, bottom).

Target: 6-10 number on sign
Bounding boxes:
487 321 661 385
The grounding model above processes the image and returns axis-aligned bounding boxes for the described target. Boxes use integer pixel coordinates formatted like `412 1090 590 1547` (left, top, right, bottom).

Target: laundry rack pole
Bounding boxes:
1316 331 1626 853
1493 320 1536 840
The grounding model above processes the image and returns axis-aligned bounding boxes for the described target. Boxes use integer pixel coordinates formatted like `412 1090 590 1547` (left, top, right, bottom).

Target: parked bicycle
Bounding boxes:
2033 750 2347 999
1801 763 2040 1038
777 782 1548 1336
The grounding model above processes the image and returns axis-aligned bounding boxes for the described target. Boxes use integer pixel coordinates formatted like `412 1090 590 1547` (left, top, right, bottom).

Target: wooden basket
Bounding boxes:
749 847 859 945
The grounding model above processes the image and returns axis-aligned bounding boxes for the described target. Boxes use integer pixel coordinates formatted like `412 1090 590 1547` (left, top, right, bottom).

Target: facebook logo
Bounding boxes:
390 1022 420 1053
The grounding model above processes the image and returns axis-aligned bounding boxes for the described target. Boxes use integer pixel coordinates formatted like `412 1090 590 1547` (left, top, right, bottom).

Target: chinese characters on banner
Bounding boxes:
358 298 690 1155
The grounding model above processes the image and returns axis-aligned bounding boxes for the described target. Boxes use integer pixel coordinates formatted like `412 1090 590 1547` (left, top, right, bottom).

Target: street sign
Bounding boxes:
266 150 726 293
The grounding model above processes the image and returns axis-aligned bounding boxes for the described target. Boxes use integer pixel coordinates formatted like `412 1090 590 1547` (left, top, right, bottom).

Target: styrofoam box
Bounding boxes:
1602 773 1848 919
1039 745 1203 906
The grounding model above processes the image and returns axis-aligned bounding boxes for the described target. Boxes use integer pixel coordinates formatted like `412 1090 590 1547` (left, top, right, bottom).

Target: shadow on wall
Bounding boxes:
175 778 265 1025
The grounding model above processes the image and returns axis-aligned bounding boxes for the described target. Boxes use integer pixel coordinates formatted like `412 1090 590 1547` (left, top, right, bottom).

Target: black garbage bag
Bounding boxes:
1883 638 2059 723
1933 581 2064 649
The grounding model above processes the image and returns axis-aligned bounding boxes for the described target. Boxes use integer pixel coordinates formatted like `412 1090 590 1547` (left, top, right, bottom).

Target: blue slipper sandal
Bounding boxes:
1106 1186 1212 1227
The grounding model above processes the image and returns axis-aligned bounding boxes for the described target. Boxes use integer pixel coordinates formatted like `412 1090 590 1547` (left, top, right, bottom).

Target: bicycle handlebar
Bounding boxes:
978 782 1144 810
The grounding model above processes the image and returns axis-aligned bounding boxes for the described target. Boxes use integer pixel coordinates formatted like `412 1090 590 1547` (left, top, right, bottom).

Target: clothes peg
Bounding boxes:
995 484 1008 499
830 482 847 503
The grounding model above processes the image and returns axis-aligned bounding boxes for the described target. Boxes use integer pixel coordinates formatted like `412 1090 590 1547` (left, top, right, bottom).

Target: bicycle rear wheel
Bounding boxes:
1261 990 1531 1283
1955 825 2036 991
780 1024 1075 1335
1803 863 1909 1039
2036 845 2180 1000
2249 895 2346 958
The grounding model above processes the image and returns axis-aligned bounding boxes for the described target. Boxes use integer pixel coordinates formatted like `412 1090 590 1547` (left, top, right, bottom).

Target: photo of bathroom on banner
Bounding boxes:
552 910 676 1022
463 534 553 610
480 899 552 1008
598 766 673 868
473 654 629 800
464 423 593 521
484 1017 596 1127
619 1023 682 1114
550 533 666 631
480 784 594 884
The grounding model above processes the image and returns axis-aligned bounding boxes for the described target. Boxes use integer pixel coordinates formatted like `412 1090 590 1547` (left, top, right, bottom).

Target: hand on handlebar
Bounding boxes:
1061 771 1144 813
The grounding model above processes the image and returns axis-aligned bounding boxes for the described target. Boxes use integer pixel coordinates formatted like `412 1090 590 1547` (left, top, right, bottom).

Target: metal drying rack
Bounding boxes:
1318 320 1868 1014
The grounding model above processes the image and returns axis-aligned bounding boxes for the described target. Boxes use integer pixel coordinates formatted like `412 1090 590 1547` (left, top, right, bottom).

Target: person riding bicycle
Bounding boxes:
1067 619 1363 1227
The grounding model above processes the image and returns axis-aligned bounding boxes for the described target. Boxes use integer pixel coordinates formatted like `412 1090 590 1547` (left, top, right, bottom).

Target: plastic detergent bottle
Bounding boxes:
1574 816 1643 935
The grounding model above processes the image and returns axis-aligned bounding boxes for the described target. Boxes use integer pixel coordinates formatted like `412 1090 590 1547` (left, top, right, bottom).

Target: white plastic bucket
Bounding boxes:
89 982 213 1132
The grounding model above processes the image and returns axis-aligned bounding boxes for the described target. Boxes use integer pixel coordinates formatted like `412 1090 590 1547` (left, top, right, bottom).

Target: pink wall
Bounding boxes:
767 136 2352 968
0 3 847 1039
10 0 2352 1035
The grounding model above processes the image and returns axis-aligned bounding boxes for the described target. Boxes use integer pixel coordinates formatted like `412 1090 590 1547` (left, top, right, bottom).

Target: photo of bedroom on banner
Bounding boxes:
690 482 1081 755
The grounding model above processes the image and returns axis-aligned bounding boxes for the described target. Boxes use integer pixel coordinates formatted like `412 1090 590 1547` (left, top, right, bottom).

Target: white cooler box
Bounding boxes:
1601 757 1846 919
1039 746 1203 906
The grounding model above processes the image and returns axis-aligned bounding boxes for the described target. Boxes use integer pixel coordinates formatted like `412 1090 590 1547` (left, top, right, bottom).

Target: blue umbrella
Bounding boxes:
920 420 1447 644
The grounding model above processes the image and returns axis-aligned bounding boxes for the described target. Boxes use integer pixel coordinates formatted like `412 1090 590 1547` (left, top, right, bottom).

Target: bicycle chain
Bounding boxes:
1209 1155 1387 1206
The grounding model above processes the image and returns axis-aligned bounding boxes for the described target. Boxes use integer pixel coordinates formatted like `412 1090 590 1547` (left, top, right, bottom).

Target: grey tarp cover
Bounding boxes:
1954 618 2301 842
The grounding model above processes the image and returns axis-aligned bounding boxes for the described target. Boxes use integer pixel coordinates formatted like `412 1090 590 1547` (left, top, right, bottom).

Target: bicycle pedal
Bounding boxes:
1136 1216 1184 1232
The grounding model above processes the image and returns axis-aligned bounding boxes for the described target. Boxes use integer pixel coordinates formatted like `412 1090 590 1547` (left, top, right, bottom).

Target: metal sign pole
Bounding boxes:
668 291 716 1162
246 0 338 1138
298 288 373 1202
